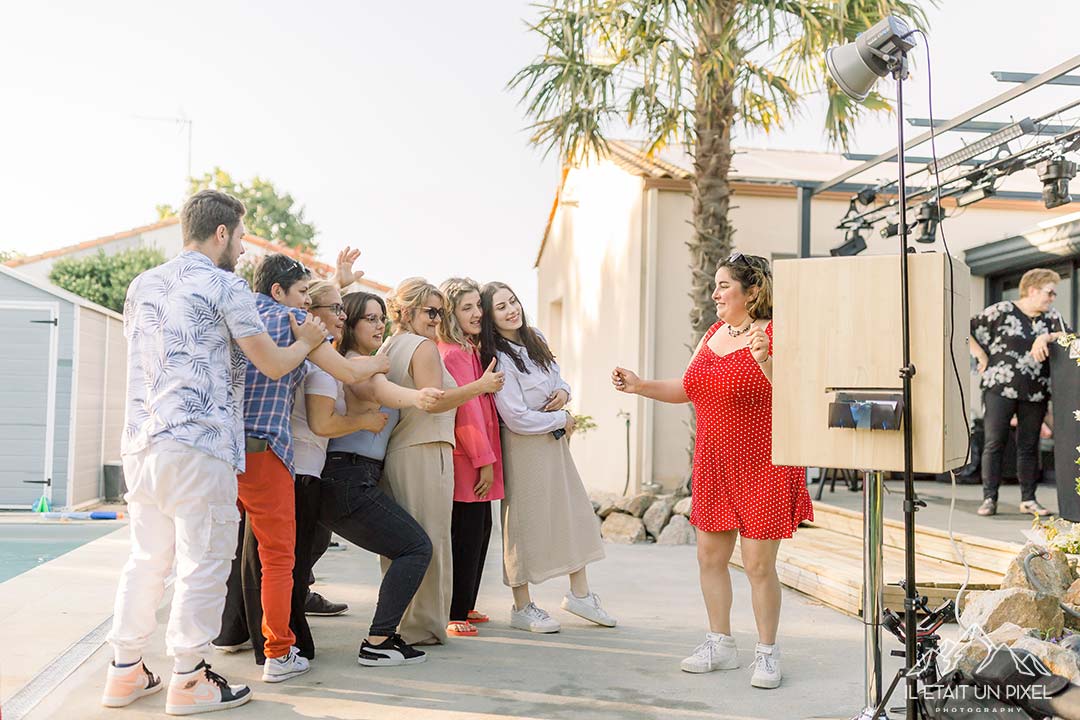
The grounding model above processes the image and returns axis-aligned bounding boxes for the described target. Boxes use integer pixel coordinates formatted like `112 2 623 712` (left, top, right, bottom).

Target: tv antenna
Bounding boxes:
133 111 193 180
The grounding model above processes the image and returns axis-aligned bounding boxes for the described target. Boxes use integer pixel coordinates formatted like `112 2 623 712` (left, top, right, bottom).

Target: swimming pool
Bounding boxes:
0 522 121 584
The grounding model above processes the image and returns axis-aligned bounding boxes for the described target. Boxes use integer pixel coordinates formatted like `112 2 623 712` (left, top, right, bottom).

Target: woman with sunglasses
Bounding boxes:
435 278 504 638
612 253 811 690
379 277 506 646
480 281 615 635
313 290 444 666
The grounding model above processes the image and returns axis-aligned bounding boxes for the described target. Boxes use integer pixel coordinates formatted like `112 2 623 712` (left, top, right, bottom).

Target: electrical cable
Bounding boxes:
910 28 974 632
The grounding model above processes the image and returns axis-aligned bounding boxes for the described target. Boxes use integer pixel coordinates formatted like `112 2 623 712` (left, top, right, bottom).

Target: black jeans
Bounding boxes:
981 391 1047 502
320 452 432 638
214 475 320 664
308 524 333 591
449 500 493 622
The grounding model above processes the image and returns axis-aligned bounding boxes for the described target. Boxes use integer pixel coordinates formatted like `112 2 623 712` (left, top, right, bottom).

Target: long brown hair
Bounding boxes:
479 281 555 373
339 292 386 356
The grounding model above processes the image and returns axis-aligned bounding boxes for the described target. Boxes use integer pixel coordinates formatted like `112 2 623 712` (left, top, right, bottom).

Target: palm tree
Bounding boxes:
511 0 932 345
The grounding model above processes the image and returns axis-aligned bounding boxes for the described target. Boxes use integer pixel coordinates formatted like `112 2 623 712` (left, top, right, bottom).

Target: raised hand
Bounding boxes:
414 387 444 411
335 246 364 289
611 366 642 394
291 313 328 349
478 358 505 394
747 326 769 364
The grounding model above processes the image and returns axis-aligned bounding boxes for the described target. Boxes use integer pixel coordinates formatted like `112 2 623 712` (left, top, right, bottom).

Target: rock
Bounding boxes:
940 622 1031 676
1064 579 1080 606
1013 636 1080 683
643 497 676 538
959 587 1063 637
601 513 647 544
1061 633 1080 658
588 491 619 519
657 515 697 545
1002 543 1075 598
615 492 655 518
673 497 692 517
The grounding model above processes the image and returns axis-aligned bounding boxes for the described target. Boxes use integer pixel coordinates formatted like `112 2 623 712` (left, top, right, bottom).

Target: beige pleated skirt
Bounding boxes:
501 429 605 587
380 441 454 645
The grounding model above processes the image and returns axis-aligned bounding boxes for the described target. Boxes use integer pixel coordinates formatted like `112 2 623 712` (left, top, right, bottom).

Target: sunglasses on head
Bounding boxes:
727 252 769 274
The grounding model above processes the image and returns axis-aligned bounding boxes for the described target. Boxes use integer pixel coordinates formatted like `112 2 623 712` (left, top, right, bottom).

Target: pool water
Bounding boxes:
0 523 120 584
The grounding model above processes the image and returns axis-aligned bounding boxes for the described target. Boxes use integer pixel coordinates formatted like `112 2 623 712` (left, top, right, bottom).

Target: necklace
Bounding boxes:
727 320 752 337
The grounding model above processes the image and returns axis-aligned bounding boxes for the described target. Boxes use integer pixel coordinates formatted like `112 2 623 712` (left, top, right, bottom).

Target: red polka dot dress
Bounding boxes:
683 321 813 539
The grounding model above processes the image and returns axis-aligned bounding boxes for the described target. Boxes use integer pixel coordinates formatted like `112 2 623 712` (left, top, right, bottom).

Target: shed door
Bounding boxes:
0 304 58 508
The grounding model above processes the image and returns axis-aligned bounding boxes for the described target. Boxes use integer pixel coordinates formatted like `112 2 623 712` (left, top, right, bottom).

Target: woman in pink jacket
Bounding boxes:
437 277 505 637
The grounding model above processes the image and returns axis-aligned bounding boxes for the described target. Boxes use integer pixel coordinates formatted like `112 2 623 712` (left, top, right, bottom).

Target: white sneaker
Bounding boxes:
211 640 251 654
680 633 739 673
560 591 617 627
510 602 561 633
262 646 310 683
750 643 782 689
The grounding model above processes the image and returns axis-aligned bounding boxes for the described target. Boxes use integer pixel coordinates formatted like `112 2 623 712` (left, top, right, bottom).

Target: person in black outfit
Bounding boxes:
970 268 1070 517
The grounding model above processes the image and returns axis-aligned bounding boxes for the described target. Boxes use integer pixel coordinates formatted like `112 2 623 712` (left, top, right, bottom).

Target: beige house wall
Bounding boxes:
538 163 1073 495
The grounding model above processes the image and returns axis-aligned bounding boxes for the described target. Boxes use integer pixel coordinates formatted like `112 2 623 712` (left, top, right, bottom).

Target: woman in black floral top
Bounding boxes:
970 268 1070 517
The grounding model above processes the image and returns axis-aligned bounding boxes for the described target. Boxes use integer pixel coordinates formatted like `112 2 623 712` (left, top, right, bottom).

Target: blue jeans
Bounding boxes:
320 453 432 637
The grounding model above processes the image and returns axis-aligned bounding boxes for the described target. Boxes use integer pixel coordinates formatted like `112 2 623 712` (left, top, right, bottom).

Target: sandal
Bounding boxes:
446 621 478 637
466 610 490 624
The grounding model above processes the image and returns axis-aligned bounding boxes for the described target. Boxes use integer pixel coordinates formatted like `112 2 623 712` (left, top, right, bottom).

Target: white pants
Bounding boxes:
107 440 241 667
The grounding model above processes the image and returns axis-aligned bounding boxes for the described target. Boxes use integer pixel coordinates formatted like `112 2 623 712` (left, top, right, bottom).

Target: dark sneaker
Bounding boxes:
358 634 427 667
977 498 997 516
165 661 252 715
305 591 349 616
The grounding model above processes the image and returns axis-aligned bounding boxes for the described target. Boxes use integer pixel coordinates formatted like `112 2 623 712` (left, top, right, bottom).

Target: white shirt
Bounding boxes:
122 251 266 472
291 364 341 477
493 341 573 435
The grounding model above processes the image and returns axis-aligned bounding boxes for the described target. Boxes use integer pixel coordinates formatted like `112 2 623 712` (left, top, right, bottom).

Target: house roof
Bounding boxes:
0 264 124 320
535 139 1057 266
5 217 391 293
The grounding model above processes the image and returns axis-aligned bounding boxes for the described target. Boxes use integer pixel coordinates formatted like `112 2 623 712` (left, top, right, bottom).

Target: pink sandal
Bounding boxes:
446 621 478 637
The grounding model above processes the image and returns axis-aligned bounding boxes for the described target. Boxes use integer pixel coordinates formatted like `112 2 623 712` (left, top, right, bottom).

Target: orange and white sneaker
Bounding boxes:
165 661 252 716
101 660 163 707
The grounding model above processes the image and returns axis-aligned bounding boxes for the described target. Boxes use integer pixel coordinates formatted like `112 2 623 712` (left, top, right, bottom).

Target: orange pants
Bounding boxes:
237 449 296 659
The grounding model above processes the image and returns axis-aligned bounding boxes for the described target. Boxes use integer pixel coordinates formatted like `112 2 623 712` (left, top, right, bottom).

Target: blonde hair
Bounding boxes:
387 277 443 334
307 279 338 307
437 278 481 350
1019 268 1061 298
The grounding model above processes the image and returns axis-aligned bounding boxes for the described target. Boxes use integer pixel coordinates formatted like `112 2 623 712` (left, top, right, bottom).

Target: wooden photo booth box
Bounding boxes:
771 254 969 474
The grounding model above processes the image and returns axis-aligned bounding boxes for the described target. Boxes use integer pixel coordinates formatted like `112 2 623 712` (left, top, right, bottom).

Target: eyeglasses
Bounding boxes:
420 306 444 321
311 303 345 315
361 313 388 325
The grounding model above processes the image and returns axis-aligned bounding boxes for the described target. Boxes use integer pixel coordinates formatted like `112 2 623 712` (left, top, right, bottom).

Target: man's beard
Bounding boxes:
216 237 237 272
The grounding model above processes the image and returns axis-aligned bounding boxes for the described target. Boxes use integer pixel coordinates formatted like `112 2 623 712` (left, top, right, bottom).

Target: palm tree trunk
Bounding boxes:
689 1 738 349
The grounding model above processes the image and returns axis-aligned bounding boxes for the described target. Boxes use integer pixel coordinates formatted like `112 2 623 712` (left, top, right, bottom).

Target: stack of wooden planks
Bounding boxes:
729 502 1022 618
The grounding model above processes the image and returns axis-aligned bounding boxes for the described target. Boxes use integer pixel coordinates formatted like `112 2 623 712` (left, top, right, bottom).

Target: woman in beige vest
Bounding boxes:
379 278 506 645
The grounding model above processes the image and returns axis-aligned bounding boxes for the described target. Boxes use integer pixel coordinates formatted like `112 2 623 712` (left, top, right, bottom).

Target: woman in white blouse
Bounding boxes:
479 281 615 634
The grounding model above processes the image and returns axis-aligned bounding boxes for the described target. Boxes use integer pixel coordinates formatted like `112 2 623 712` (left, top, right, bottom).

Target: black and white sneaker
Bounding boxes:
357 634 427 666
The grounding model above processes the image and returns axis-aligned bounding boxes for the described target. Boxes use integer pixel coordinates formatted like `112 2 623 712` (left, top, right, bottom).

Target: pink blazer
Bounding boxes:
437 342 505 502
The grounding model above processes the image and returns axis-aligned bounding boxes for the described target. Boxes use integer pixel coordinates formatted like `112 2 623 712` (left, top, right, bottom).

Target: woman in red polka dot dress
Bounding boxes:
612 253 812 690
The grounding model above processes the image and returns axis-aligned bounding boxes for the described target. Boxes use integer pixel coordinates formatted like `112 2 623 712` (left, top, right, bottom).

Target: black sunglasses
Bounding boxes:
727 252 770 274
420 306 444 321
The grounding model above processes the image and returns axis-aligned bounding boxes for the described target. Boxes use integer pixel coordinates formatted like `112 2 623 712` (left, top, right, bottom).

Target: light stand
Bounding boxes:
828 17 928 720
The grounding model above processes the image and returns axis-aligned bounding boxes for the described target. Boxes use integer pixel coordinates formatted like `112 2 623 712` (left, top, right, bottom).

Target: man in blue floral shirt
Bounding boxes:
105 190 328 715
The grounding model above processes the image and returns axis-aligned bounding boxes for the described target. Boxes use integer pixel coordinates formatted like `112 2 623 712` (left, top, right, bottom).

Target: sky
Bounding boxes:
2 1 1079 313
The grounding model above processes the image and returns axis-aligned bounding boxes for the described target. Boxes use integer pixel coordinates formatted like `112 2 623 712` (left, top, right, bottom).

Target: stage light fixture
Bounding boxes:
857 187 878 205
830 227 868 256
933 118 1034 172
914 201 944 243
1037 156 1078 209
956 183 996 207
825 16 916 101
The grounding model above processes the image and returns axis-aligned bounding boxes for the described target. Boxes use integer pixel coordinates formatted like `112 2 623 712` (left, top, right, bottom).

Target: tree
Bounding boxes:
511 0 931 346
158 168 318 253
0 249 22 263
50 247 165 313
